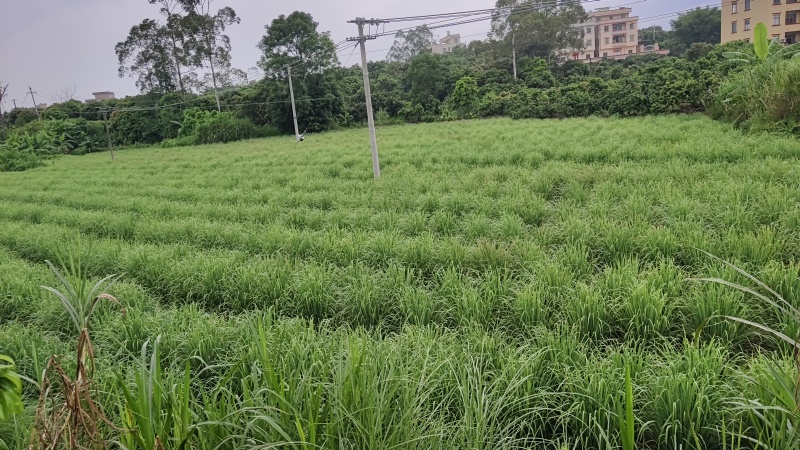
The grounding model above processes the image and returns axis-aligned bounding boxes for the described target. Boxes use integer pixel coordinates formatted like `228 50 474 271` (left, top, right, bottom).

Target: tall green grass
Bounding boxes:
2 116 800 448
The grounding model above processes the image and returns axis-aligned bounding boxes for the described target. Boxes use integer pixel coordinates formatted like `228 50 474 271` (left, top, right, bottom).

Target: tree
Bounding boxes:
55 85 77 103
451 76 479 117
178 0 241 111
406 52 445 107
117 0 240 101
492 0 587 59
387 26 436 62
116 18 181 94
639 25 671 46
667 7 721 55
257 12 342 132
258 11 338 78
149 0 192 93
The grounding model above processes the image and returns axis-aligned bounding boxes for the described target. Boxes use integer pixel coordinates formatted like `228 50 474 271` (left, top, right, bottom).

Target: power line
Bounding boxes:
343 42 360 66
366 0 616 40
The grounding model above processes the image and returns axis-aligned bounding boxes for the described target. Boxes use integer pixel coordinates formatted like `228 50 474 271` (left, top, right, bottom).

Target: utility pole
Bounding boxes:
287 64 301 143
512 33 518 80
28 87 40 119
102 110 115 161
347 17 382 179
12 99 18 109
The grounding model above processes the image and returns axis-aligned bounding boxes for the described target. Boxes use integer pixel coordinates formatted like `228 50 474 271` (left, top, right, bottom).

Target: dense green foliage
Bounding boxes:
712 35 800 136
2 117 800 448
0 119 107 171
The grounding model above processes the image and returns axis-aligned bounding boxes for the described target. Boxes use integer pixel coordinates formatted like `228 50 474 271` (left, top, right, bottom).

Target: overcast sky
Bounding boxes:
1 0 711 108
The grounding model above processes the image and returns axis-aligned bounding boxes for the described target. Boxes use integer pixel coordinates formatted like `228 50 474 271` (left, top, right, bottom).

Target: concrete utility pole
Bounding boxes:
512 33 518 80
102 110 115 161
28 87 40 119
347 18 383 179
287 64 301 143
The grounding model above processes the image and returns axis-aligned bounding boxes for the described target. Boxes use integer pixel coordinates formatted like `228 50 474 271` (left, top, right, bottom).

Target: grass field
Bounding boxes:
3 115 800 449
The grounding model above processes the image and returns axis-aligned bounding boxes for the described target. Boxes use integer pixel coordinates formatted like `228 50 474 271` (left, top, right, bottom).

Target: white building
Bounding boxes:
431 32 462 54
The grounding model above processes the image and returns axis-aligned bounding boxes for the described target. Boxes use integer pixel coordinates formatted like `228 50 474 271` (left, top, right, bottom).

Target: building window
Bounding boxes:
614 49 622 56
586 27 592 34
604 25 609 32
773 34 781 42
732 21 738 33
603 52 608 57
774 0 782 4
630 34 635 42
586 54 591 59
745 19 751 30
630 23 635 29
613 35 626 43
788 13 798 25
605 37 610 44
774 14 782 26
732 1 738 13
586 40 592 47
745 0 751 10
628 49 633 54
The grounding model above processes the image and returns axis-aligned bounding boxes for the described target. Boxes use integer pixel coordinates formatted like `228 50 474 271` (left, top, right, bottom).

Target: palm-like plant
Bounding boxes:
30 243 125 450
0 355 22 422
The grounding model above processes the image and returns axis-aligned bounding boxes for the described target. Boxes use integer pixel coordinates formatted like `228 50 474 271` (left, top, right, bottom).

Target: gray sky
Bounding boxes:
1 0 711 108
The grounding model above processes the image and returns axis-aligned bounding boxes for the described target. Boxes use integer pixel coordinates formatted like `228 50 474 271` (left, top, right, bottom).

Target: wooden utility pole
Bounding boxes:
287 64 301 143
102 110 115 161
28 87 40 119
347 18 382 179
0 83 8 130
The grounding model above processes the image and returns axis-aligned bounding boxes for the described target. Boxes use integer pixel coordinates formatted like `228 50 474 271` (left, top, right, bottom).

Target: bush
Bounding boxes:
509 88 552 119
194 112 258 145
160 135 197 148
0 146 42 172
712 58 800 135
550 83 592 118
477 91 517 118
109 110 163 146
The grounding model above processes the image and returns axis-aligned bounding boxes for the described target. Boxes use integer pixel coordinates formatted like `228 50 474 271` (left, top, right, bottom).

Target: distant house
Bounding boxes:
431 32 462 54
566 7 670 63
92 91 116 101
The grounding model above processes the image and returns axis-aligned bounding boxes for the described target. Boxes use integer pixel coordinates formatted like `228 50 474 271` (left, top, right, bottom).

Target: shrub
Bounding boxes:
477 91 517 118
109 109 163 146
509 88 552 119
551 83 592 118
160 135 197 148
0 145 42 172
398 102 426 123
194 112 258 145
713 58 800 135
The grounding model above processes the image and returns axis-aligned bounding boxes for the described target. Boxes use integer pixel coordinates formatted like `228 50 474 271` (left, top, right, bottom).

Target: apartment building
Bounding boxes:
722 0 800 44
567 7 668 62
431 32 462 54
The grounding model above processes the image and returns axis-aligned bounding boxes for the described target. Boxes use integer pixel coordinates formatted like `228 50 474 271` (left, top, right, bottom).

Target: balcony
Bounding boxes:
786 11 800 25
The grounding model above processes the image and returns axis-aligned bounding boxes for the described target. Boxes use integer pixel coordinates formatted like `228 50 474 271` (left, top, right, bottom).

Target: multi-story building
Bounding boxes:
566 7 670 62
722 0 800 45
431 32 462 55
